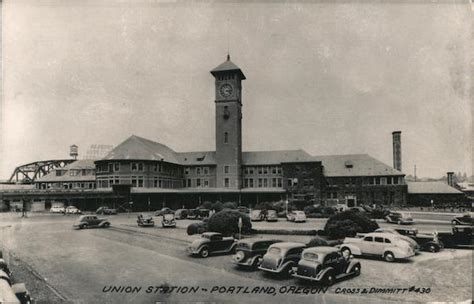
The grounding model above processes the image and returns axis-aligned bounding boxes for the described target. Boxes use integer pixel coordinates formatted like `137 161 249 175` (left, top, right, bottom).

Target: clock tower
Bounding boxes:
210 55 246 189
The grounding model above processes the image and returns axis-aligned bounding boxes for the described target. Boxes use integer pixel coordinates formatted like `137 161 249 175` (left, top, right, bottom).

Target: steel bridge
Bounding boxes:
7 159 76 184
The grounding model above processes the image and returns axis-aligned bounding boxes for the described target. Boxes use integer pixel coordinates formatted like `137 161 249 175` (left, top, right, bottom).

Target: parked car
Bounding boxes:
162 213 176 228
438 225 473 249
175 209 189 219
74 215 110 229
451 213 474 226
266 210 278 222
287 211 306 223
65 206 82 214
232 238 282 269
366 228 420 253
198 209 211 219
186 209 198 219
291 246 361 285
187 232 237 258
154 207 174 216
341 232 416 262
50 206 65 213
385 211 414 225
388 227 444 252
137 214 154 227
250 209 265 221
96 206 117 215
259 242 306 277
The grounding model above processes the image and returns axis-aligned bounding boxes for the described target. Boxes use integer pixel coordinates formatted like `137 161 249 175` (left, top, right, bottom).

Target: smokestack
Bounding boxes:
392 131 402 172
447 172 454 187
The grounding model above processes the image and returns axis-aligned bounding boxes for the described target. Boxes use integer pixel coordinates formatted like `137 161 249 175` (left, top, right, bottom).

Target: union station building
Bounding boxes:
31 56 408 210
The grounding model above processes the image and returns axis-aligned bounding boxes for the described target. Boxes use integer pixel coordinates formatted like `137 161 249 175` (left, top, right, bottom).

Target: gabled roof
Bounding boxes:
210 55 246 79
36 160 96 183
101 135 181 164
312 154 403 177
242 150 313 165
176 151 216 165
406 182 464 194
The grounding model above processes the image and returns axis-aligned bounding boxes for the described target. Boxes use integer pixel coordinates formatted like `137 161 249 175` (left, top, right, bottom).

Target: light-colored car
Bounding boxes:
250 209 265 221
287 211 306 223
162 213 176 228
50 206 65 213
265 210 278 222
341 232 416 262
259 242 306 277
358 228 420 253
65 206 82 214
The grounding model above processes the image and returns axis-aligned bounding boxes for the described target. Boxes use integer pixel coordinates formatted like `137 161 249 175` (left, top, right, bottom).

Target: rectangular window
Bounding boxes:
224 132 228 144
272 167 277 174
138 163 144 171
272 178 277 187
258 167 263 175
244 167 249 175
244 179 248 188
159 179 163 188
375 177 381 185
249 167 254 174
263 167 268 174
131 176 137 187
277 178 282 187
287 179 293 187
249 178 254 188
277 167 282 174
204 179 209 187
187 179 192 187
224 178 230 188
224 166 230 174
196 178 201 187
108 163 114 172
258 178 263 188
196 167 201 175
203 167 209 175
114 163 120 172
131 163 138 171
185 167 190 175
387 177 392 185
154 177 158 187
263 178 268 187
114 176 119 184
394 177 399 185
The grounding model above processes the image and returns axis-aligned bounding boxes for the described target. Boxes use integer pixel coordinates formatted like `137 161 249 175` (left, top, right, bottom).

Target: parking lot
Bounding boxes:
0 213 472 303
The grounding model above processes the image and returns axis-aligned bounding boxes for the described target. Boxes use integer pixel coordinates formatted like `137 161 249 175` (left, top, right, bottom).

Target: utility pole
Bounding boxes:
414 165 417 182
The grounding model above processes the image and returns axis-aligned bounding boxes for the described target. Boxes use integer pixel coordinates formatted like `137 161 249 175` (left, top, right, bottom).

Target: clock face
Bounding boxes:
219 83 233 98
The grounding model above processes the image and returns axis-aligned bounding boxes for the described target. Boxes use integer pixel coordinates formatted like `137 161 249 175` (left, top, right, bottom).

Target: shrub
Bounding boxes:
187 222 208 235
211 201 223 212
322 207 336 216
208 210 252 236
198 201 213 210
303 205 317 214
222 202 237 209
369 208 390 219
324 211 379 239
307 236 329 247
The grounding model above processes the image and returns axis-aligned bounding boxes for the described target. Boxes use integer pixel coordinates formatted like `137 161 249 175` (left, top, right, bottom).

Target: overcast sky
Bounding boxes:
1 0 472 180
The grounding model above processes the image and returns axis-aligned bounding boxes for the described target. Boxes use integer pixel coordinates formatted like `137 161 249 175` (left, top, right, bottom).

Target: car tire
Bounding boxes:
353 264 361 276
428 244 438 253
200 247 209 258
384 251 395 262
325 272 335 286
103 223 110 228
451 220 457 225
79 224 87 229
397 220 401 225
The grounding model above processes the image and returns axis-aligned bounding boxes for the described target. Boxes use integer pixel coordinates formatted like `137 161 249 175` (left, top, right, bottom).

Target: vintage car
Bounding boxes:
388 227 444 252
259 242 306 277
366 228 420 253
232 238 282 269
438 225 473 249
50 206 65 213
266 210 278 222
73 215 110 229
187 209 199 219
162 213 176 228
287 211 307 223
174 209 189 219
341 232 415 262
137 214 154 227
250 209 265 221
96 206 117 215
154 207 174 216
451 213 474 226
385 211 414 225
291 247 361 285
65 206 82 214
198 209 211 219
187 232 237 258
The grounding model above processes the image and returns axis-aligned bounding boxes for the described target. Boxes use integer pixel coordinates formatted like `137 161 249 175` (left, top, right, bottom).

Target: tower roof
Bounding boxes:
210 55 246 79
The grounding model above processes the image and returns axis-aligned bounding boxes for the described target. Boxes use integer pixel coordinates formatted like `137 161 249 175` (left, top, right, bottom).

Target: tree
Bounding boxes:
198 201 213 210
207 210 252 236
324 211 379 239
222 202 237 209
211 201 223 212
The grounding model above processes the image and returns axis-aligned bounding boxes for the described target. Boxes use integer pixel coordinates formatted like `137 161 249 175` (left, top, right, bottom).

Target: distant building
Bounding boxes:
406 181 466 206
35 160 96 190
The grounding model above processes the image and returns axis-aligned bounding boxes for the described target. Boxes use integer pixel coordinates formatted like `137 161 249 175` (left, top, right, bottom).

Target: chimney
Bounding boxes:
392 131 402 171
447 172 454 187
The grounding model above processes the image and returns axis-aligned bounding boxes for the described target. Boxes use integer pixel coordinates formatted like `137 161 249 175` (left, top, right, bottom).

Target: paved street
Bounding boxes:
0 213 471 303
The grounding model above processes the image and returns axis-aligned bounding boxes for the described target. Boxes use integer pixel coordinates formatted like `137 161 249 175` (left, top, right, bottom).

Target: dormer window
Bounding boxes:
344 160 353 168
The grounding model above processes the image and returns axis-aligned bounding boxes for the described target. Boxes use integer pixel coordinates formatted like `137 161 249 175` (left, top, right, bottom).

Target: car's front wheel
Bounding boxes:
79 224 87 229
428 244 439 253
384 251 395 262
103 223 110 228
352 264 361 276
324 272 335 286
200 247 209 258
451 220 457 225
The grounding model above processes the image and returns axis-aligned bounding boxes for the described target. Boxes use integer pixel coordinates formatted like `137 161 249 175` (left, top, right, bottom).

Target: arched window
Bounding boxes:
224 132 228 144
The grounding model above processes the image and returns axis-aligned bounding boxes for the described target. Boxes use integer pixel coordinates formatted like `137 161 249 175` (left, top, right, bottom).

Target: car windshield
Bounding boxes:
295 211 305 215
267 247 281 255
303 252 322 262
164 214 174 220
267 210 276 216
252 210 261 216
